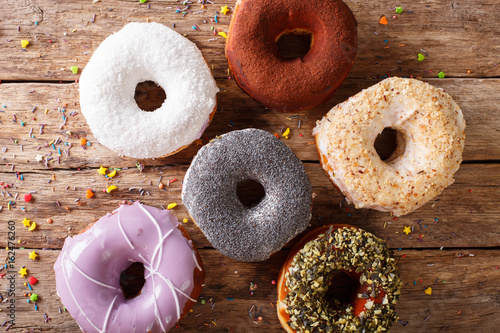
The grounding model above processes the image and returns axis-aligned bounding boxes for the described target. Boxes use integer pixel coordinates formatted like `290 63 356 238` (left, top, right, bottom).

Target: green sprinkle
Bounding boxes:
438 71 445 79
200 299 206 305
395 7 403 14
417 53 426 61
70 66 79 74
140 0 147 3
30 294 38 301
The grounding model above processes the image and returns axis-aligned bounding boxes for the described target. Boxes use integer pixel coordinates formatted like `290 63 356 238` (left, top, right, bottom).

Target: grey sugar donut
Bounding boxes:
182 128 312 262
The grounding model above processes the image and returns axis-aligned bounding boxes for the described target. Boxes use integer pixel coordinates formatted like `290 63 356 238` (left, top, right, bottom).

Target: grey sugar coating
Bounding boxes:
182 128 312 262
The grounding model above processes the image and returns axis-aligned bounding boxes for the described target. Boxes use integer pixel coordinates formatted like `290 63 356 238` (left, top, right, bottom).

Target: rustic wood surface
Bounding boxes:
0 0 499 332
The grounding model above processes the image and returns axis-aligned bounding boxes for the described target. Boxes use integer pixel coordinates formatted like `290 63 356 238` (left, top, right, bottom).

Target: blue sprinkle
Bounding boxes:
65 142 68 145
35 305 38 311
3 105 6 108
52 144 56 150
20 175 24 181
35 22 38 25
86 141 91 146
384 39 388 43
192 26 196 30
215 15 218 23
58 148 61 155
27 299 30 303
28 284 33 291
226 298 234 301
414 280 416 285
435 218 438 222
176 9 180 12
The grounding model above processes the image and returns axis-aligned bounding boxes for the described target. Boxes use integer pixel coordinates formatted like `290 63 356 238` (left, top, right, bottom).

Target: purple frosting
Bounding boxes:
54 202 202 332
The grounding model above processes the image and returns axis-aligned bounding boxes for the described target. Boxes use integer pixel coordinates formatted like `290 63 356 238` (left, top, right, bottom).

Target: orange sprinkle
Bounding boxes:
274 133 280 138
47 218 53 224
379 16 388 25
80 138 87 145
158 182 164 189
86 189 94 198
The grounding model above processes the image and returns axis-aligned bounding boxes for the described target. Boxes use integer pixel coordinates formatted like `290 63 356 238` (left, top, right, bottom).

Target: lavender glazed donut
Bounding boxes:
54 202 204 332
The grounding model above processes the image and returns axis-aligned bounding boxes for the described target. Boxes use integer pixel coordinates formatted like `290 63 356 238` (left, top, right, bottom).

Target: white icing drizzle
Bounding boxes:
165 279 181 320
192 251 202 271
151 228 174 271
156 272 196 302
65 253 118 291
61 260 101 332
117 208 135 250
100 294 118 333
143 266 166 332
139 204 164 270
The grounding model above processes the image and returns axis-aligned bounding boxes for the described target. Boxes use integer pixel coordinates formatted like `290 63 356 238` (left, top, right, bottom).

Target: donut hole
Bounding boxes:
374 128 405 161
236 179 266 208
325 271 357 308
134 80 167 112
120 262 146 300
276 30 313 59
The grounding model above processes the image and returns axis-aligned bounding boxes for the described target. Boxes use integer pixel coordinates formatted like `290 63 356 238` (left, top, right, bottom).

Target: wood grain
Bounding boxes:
0 163 498 251
0 0 499 331
1 0 499 81
1 248 499 332
0 79 499 167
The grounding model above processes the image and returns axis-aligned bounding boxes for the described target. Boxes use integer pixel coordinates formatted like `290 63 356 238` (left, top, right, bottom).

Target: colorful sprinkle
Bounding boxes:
106 185 118 193
167 203 177 210
86 189 94 198
24 194 32 202
403 226 411 235
98 166 108 175
28 222 37 231
424 287 432 295
22 218 31 227
438 71 445 79
395 7 403 14
70 66 79 74
21 40 29 48
29 251 38 260
282 128 290 139
220 5 230 15
29 277 38 285
379 16 388 25
107 169 117 178
218 31 227 39
80 138 87 145
417 53 426 61
19 267 27 278
30 294 38 302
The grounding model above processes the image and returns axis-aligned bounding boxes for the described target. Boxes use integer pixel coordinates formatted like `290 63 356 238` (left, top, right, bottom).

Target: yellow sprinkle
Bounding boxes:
48 140 54 145
98 166 108 175
106 185 118 193
5 247 8 250
220 5 229 15
21 40 29 48
282 128 290 139
167 203 177 210
218 31 227 39
44 109 48 114
28 222 37 231
403 226 411 235
19 267 27 278
212 321 217 326
8 202 11 210
107 169 117 178
17 240 21 243
183 218 188 223
424 287 432 295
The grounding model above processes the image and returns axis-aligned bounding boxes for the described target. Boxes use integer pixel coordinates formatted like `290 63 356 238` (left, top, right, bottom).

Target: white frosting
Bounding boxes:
314 78 466 216
79 22 219 158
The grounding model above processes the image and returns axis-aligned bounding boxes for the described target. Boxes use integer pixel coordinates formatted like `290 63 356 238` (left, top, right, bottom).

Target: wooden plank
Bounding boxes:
1 0 499 82
1 248 499 332
0 163 498 250
0 78 499 167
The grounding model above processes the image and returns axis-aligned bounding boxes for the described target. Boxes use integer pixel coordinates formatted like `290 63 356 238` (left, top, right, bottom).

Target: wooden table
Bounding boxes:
1 0 499 332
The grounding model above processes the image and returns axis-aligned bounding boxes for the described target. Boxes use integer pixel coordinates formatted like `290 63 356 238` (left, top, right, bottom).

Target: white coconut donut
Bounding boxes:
314 77 466 216
79 22 219 158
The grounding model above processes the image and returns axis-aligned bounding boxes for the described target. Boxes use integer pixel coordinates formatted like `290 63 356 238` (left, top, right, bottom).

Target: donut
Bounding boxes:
277 224 401 333
314 77 466 216
54 202 204 332
225 0 357 112
79 22 218 158
181 128 312 262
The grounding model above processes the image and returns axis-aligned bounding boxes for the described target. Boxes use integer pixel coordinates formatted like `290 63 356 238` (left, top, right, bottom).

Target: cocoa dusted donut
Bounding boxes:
181 128 312 262
277 224 402 333
225 0 357 112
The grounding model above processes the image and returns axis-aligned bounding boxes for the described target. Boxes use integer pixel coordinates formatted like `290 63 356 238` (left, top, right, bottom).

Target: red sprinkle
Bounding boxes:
24 194 32 202
29 276 38 285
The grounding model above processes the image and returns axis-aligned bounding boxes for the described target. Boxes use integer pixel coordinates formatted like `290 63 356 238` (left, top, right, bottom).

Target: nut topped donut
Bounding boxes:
80 22 218 158
314 77 466 216
54 202 204 333
277 225 402 333
226 0 357 112
182 128 312 262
